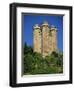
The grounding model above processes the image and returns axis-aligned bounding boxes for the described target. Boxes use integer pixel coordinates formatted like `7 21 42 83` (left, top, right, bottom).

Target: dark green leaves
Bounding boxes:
23 43 63 75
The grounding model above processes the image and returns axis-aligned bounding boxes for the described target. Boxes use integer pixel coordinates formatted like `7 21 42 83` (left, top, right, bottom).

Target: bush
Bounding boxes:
23 43 63 75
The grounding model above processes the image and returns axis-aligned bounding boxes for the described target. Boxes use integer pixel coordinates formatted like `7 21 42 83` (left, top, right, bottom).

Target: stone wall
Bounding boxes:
33 24 41 53
33 22 57 57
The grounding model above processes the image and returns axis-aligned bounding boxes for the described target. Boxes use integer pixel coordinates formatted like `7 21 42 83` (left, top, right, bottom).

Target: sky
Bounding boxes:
22 14 63 52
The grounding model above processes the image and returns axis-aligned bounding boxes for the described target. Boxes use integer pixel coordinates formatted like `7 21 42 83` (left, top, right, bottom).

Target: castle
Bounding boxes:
33 21 57 57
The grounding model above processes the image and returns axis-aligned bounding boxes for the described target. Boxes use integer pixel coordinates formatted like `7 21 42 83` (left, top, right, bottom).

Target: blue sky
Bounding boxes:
22 14 63 52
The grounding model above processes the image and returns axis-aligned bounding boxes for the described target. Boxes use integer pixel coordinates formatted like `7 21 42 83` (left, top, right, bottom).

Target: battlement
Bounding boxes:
42 21 49 26
33 24 40 29
34 22 57 31
51 25 57 31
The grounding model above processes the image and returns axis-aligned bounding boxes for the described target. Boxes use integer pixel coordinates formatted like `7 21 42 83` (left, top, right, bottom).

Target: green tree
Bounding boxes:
24 43 33 55
23 43 63 74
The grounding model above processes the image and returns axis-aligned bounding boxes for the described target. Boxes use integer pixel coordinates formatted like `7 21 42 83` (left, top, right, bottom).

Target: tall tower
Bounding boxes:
33 24 41 53
33 22 58 57
50 25 57 53
41 21 50 57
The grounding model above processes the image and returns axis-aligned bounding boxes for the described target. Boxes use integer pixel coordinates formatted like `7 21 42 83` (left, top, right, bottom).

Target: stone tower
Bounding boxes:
50 25 57 53
33 24 41 53
41 21 50 56
33 22 57 57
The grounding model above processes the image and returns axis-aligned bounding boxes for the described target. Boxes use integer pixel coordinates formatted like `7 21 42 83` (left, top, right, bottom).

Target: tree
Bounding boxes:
23 43 63 74
24 43 33 54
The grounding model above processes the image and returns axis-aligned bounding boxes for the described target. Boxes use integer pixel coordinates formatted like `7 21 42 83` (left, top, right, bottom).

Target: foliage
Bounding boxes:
23 43 63 75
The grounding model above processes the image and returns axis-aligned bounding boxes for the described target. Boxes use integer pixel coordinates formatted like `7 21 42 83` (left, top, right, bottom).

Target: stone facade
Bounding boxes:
33 24 41 53
33 22 57 57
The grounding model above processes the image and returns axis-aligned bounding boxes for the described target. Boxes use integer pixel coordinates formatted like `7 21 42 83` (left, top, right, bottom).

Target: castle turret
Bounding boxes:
41 21 50 57
50 25 57 53
33 22 58 57
33 24 41 53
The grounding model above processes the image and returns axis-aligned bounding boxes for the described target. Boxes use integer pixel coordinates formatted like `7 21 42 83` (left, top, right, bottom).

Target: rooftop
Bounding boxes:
42 21 49 26
34 21 57 30
33 24 40 29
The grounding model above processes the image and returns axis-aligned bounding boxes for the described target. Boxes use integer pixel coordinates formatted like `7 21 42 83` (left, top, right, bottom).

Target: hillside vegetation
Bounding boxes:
23 43 63 75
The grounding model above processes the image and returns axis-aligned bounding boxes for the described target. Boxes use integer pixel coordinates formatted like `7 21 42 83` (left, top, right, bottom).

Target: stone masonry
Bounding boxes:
33 21 57 57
